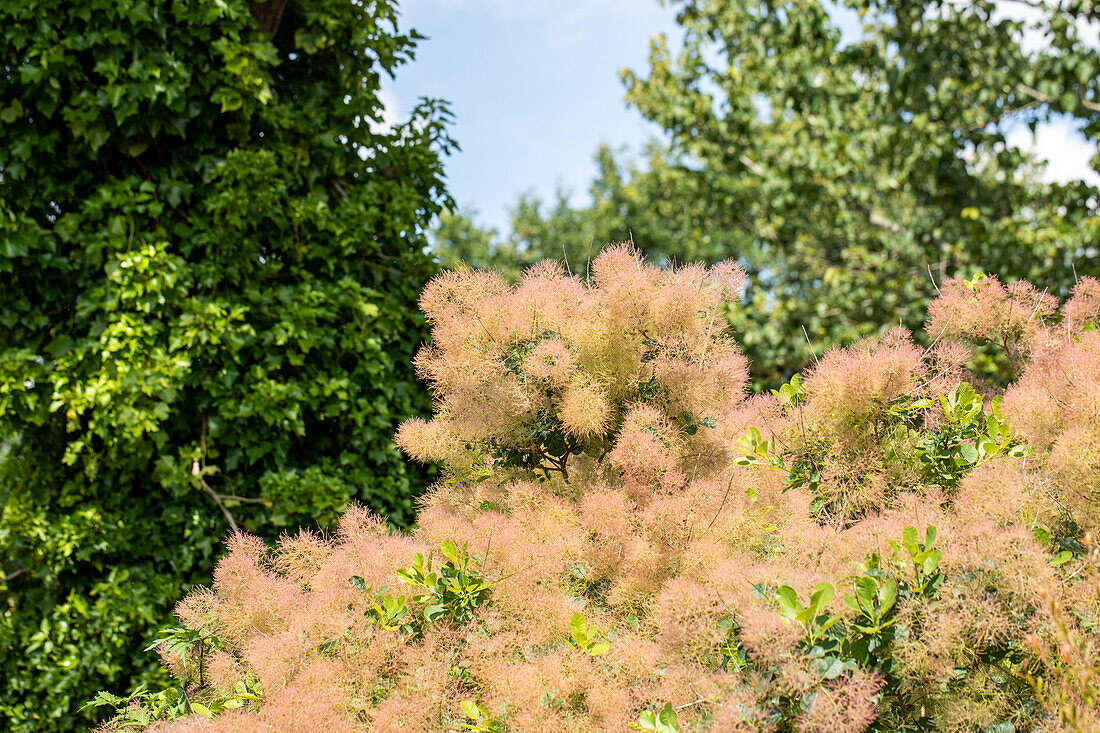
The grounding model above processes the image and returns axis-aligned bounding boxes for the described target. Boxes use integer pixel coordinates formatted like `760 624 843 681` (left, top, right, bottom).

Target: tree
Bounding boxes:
0 1 454 729
435 0 1099 388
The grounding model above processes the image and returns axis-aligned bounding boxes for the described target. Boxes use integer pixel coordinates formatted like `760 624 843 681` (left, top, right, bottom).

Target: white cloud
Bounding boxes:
1006 117 1100 187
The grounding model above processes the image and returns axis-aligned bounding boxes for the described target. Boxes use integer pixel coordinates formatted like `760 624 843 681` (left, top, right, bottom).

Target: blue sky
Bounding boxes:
384 0 682 233
384 0 1098 235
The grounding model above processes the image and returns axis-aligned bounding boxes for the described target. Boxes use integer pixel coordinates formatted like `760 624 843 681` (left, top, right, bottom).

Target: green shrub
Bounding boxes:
0 0 453 728
88 256 1100 732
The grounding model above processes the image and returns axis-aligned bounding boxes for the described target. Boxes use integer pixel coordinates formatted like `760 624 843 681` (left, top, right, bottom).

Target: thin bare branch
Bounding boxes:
199 476 239 534
1017 84 1100 113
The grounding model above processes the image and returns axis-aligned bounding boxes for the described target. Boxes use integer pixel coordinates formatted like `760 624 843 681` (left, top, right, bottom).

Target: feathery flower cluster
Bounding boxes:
1004 328 1100 529
926 272 1059 377
398 245 748 498
96 255 1100 733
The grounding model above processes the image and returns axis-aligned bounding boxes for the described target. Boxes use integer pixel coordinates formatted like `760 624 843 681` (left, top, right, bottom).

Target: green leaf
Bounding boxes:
440 540 459 565
817 615 843 635
656 702 679 731
1051 550 1074 567
879 578 897 614
923 549 942 575
191 702 214 718
1032 526 1051 546
854 577 876 609
821 655 847 679
810 582 834 611
775 585 800 615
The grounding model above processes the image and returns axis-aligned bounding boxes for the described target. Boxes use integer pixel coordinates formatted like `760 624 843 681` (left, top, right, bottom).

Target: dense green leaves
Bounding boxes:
0 1 453 728
396 541 492 625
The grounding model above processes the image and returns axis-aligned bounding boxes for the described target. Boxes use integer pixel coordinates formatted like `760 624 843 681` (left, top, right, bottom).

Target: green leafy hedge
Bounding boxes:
0 1 453 729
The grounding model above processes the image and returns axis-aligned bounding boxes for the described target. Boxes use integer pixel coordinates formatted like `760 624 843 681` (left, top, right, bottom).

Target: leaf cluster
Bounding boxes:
0 0 454 727
395 540 492 626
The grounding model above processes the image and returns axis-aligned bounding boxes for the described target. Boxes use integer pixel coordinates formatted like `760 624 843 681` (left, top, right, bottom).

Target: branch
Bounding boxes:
193 415 246 533
738 154 766 176
249 0 289 35
868 210 906 235
218 494 267 504
3 566 27 584
1017 84 1100 113
197 472 239 534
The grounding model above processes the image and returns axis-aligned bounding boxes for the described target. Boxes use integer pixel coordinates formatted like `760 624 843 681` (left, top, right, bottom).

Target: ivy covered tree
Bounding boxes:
435 0 1099 388
0 0 454 729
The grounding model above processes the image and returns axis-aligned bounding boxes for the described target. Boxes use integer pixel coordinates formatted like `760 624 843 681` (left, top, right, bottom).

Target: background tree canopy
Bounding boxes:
434 0 1099 388
0 0 453 728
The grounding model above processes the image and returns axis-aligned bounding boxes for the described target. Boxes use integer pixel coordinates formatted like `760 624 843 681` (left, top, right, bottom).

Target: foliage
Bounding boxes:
733 336 1036 523
92 258 1100 731
432 0 1099 388
631 702 680 733
459 700 503 733
395 540 492 625
349 579 413 634
0 0 454 728
566 613 611 657
902 383 1025 490
81 624 264 728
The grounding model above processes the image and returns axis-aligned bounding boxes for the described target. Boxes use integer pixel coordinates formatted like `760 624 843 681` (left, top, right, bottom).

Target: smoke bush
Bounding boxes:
93 255 1099 732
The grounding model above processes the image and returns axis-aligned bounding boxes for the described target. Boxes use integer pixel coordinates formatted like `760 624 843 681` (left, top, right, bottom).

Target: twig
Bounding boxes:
483 524 494 569
1017 83 1100 113
1000 334 1021 381
1062 561 1088 583
676 684 730 711
920 313 955 358
1025 288 1050 325
3 567 27 584
217 494 266 504
674 696 709 711
902 347 969 399
699 477 735 540
927 264 941 295
585 237 595 287
802 325 820 366
199 476 239 534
